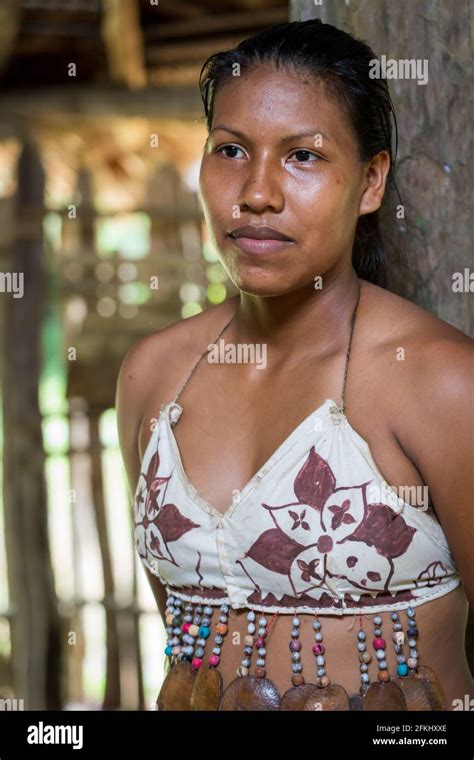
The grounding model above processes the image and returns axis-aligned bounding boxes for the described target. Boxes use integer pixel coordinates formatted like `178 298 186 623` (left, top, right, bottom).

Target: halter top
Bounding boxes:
132 293 461 617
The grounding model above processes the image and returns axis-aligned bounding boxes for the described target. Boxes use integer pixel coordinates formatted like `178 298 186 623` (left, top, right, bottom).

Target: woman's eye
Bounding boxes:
215 145 245 159
289 150 319 163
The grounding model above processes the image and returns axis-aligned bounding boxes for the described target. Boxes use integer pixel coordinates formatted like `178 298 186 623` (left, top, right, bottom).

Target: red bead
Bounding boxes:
191 657 203 669
312 643 325 655
256 637 265 647
209 654 220 667
181 622 190 633
373 637 386 650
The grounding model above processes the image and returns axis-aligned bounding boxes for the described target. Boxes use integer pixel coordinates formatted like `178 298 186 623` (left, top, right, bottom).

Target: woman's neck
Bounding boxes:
229 268 362 358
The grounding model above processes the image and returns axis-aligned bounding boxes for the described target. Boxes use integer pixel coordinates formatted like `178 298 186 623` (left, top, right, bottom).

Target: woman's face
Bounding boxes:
199 65 388 296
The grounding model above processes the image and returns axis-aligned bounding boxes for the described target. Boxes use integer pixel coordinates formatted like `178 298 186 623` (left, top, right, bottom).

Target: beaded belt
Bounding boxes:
156 590 446 711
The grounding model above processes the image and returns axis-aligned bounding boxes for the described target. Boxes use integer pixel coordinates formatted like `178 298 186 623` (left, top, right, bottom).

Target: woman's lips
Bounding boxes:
228 235 294 255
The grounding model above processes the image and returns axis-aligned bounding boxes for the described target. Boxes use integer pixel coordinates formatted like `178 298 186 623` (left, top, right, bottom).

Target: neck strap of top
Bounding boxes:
172 309 238 405
339 280 362 414
172 282 362 409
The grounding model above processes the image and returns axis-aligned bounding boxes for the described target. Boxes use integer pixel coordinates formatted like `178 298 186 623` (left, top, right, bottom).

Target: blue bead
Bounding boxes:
360 673 370 683
357 631 366 641
391 612 399 621
406 607 415 618
378 660 387 670
397 663 409 677
373 616 382 626
164 646 172 656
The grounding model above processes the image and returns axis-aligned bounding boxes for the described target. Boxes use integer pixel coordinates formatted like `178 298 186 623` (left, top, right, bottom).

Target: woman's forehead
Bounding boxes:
212 71 355 152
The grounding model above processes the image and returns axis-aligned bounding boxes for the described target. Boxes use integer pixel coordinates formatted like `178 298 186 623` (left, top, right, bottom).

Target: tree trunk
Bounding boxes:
290 0 473 335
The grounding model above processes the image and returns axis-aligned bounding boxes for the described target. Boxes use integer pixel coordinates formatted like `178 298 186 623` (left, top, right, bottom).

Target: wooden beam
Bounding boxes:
145 8 289 39
0 0 21 72
101 0 146 89
149 0 203 18
0 86 203 118
146 35 246 65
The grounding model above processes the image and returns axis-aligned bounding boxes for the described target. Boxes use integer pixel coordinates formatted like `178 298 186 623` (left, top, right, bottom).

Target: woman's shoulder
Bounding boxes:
117 295 239 405
360 279 473 410
362 279 472 349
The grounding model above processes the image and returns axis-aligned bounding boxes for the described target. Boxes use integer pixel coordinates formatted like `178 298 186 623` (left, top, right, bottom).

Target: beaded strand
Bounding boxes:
290 610 304 686
208 603 230 669
372 614 390 683
312 613 330 687
164 594 184 661
356 616 371 694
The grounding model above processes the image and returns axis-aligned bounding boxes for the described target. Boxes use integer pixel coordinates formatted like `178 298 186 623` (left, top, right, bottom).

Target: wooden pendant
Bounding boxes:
392 675 432 710
156 660 196 711
219 675 281 711
348 693 364 711
363 680 407 711
415 666 446 710
190 666 223 710
304 684 351 711
280 684 319 711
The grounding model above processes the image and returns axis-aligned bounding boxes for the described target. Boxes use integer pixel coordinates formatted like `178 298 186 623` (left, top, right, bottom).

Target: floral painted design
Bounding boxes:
133 440 201 571
238 447 419 603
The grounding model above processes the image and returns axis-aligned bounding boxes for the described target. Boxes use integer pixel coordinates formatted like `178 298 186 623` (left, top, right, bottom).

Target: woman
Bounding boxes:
117 20 473 711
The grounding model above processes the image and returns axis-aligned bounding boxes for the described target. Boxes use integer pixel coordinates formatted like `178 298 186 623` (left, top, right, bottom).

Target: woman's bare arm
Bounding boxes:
115 336 169 621
397 335 474 607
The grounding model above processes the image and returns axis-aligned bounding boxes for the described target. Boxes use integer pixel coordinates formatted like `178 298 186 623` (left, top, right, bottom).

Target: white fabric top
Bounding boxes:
133 397 461 616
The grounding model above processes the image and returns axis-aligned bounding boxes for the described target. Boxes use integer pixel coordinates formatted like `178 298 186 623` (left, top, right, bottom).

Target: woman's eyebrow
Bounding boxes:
209 125 331 143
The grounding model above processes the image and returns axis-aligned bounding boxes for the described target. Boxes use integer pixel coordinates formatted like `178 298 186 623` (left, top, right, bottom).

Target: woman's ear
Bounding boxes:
358 150 391 217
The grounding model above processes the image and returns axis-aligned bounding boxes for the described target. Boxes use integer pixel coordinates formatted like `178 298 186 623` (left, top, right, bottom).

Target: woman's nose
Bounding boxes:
239 161 285 213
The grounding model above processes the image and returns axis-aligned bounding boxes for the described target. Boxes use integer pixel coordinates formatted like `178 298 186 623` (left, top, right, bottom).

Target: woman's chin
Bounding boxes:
231 275 299 298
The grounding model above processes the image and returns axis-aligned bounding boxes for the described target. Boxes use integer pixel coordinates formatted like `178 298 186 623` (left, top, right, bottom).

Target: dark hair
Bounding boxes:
199 19 406 289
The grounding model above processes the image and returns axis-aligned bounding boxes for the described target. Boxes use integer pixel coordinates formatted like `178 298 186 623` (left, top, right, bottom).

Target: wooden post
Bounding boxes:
290 0 473 334
89 408 121 709
1 140 62 709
